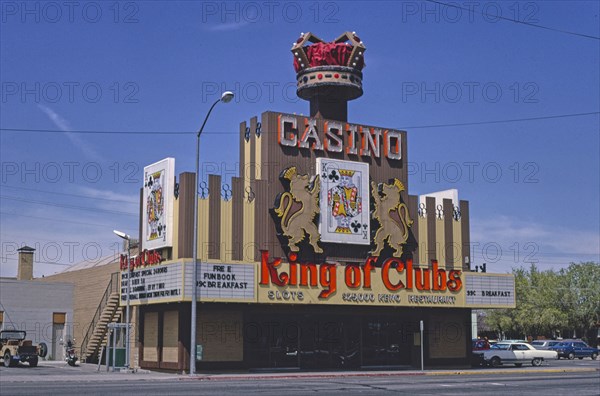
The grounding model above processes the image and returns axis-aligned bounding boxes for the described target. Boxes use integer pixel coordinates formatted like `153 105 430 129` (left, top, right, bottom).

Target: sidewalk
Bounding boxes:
1 360 597 383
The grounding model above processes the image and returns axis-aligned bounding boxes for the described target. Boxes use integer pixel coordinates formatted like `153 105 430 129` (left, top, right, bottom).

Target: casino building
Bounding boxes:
125 32 516 371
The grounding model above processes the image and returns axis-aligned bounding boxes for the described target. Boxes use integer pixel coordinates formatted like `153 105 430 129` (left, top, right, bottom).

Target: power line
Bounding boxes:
0 256 73 266
1 112 598 135
426 0 600 41
0 128 197 135
1 185 138 205
0 195 137 216
0 211 137 230
402 112 600 129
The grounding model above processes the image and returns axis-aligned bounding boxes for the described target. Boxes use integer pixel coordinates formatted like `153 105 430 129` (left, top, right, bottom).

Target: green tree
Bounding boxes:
483 263 599 341
560 262 600 343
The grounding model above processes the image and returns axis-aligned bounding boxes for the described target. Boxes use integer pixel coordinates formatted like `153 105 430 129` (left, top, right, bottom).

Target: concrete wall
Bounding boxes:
0 278 73 360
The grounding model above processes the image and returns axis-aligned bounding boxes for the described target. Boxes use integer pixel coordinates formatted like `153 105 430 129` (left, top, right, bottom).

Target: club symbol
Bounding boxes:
351 220 361 233
328 170 340 182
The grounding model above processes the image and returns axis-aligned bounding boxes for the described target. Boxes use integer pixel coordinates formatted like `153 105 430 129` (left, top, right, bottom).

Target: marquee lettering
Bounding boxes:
278 114 402 160
260 251 462 299
120 249 163 271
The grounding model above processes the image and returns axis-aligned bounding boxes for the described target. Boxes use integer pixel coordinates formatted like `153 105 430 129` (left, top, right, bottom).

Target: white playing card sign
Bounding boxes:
142 157 175 250
316 158 370 245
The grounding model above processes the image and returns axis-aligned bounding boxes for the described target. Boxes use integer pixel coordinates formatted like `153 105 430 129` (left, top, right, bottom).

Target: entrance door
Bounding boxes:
362 316 409 367
51 313 67 360
243 314 299 368
298 315 360 369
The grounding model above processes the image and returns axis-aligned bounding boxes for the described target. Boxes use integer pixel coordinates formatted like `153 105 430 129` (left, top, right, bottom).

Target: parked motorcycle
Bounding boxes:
63 338 78 367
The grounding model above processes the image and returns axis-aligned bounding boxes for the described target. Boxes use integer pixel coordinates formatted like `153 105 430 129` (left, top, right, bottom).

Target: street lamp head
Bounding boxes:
113 230 131 240
220 91 234 103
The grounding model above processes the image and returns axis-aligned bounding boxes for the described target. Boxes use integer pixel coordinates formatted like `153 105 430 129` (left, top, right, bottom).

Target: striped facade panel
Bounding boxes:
443 198 454 268
177 172 195 259
426 196 436 265
208 174 222 260
231 177 244 260
407 194 419 264
460 200 471 271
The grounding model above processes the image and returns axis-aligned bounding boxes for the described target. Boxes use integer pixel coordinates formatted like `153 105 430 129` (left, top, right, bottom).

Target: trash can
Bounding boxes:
102 346 126 367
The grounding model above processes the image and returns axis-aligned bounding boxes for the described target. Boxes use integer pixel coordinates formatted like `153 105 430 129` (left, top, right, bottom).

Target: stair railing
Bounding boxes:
80 272 119 362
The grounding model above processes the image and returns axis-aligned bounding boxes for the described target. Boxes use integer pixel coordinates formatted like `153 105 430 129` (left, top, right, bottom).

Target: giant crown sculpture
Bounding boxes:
291 32 366 117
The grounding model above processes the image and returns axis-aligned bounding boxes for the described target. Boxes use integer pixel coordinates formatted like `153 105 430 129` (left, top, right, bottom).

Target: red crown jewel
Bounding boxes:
292 32 366 73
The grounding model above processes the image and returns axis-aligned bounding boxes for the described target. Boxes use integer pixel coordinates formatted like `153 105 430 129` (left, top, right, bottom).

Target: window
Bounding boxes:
53 313 66 324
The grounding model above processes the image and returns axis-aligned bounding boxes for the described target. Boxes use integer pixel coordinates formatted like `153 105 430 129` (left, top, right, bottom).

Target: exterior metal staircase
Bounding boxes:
80 273 122 363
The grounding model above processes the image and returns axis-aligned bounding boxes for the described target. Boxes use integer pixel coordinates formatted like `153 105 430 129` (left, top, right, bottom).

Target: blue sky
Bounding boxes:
1 1 598 276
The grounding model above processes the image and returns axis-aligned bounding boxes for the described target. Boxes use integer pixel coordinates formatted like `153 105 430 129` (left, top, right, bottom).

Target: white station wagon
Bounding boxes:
481 342 558 367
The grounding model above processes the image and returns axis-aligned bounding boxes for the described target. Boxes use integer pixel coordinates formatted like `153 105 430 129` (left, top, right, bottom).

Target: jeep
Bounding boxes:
0 330 47 367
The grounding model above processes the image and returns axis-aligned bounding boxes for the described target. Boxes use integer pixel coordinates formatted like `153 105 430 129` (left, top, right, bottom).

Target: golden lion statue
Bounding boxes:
274 167 323 253
371 179 413 258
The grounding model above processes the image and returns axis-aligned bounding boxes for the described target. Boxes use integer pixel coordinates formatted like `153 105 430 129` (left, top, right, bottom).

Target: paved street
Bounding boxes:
1 359 598 395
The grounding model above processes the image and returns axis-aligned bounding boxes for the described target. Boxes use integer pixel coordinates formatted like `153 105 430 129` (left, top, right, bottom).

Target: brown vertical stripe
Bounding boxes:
426 196 436 265
253 179 270 262
208 174 222 260
231 177 244 261
177 172 195 259
400 131 408 203
249 116 257 182
408 194 419 264
443 198 454 268
460 200 470 271
239 121 247 179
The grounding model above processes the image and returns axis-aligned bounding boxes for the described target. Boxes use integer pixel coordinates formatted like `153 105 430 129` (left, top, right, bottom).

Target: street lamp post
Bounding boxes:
190 91 234 375
113 229 131 370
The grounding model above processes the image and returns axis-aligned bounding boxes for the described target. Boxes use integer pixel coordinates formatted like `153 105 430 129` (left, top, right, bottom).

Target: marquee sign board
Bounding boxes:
120 255 515 309
120 261 183 305
185 263 256 302
317 158 370 245
142 157 175 250
464 273 516 308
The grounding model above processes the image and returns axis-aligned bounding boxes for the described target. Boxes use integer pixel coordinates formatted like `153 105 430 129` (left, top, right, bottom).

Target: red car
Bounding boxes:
473 339 491 351
471 339 491 366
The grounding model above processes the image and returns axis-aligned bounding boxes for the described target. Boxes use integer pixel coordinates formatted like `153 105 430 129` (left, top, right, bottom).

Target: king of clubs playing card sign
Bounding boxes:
142 158 175 250
316 158 370 245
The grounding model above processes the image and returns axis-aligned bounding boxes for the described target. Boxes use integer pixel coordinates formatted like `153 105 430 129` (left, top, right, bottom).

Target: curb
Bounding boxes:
179 367 599 381
424 368 600 376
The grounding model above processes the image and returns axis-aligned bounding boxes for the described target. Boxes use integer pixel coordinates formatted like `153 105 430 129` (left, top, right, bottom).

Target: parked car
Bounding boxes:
549 340 598 360
473 339 491 351
481 342 558 367
0 330 47 367
530 340 562 350
471 339 491 366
